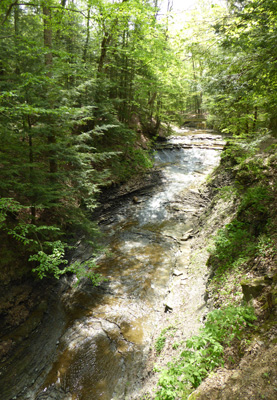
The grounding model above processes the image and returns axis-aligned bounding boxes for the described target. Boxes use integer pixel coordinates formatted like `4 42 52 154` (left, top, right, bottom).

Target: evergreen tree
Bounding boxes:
0 0 186 280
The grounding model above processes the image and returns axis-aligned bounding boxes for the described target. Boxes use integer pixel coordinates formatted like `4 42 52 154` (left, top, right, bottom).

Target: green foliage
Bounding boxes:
207 133 276 310
29 239 104 283
30 242 104 283
29 240 69 279
239 186 272 215
208 193 271 277
1 0 274 286
155 334 167 355
0 197 103 283
221 139 257 166
155 306 256 400
155 326 176 355
68 259 104 287
208 220 255 274
256 235 276 258
1 0 178 282
221 136 272 184
208 181 272 276
111 147 153 183
209 136 274 278
204 0 277 135
235 159 266 184
215 185 238 201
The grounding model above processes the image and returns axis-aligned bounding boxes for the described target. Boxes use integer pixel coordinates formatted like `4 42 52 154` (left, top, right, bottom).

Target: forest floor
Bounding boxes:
134 135 277 400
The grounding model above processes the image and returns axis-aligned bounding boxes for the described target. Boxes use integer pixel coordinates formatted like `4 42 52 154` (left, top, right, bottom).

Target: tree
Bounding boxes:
0 0 186 281
204 0 277 135
0 1 112 280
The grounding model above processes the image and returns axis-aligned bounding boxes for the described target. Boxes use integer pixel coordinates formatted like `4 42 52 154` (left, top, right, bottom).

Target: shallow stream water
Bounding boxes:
19 129 224 400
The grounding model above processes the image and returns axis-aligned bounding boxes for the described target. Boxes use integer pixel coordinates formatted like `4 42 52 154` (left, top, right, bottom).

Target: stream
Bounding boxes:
5 129 224 400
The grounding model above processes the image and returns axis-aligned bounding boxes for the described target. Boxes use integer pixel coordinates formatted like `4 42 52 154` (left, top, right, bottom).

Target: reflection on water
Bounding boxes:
38 131 223 400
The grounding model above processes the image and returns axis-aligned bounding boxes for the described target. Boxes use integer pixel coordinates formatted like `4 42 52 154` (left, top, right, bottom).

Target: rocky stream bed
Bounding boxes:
1 129 276 400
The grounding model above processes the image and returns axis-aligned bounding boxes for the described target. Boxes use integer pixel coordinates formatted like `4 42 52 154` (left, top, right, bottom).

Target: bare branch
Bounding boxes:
0 35 14 39
1 0 19 25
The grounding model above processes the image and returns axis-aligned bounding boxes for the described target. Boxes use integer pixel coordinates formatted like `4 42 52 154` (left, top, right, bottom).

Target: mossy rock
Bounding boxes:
240 277 267 302
188 391 202 400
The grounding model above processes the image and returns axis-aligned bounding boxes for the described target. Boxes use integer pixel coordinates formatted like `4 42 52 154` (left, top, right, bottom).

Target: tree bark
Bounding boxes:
43 5 53 78
98 31 112 73
252 106 258 132
83 7 91 62
43 4 57 175
14 4 20 75
27 115 36 222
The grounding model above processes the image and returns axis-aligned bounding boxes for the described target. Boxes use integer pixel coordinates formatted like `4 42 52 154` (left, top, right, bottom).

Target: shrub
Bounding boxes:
208 220 255 275
155 326 176 355
155 306 256 400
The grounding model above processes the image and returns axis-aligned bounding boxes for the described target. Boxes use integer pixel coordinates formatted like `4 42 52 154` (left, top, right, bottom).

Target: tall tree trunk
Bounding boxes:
14 3 20 75
245 105 249 134
153 0 159 20
43 4 57 175
27 116 36 222
95 0 129 126
98 0 128 73
43 6 53 78
83 7 90 63
119 29 130 123
252 106 258 132
98 31 112 73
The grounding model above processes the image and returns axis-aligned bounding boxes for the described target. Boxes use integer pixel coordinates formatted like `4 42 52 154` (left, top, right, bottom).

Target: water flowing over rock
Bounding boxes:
0 129 224 400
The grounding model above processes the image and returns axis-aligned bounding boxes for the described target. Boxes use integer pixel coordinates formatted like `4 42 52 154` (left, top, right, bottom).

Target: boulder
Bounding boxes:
240 277 267 302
